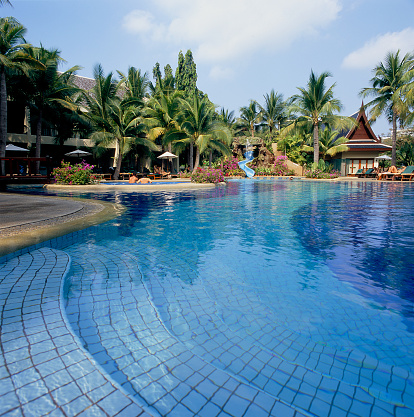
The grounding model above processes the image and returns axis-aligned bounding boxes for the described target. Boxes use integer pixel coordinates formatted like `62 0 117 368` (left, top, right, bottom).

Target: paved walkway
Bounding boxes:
0 194 85 230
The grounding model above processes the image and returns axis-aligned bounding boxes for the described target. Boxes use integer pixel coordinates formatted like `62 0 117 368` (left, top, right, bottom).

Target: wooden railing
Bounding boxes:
0 157 52 182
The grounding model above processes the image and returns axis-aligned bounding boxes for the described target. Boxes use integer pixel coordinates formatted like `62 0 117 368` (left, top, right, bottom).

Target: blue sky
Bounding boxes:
6 0 414 136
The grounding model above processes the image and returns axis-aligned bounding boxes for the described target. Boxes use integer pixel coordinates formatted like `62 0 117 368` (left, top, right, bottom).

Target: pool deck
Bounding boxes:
0 177 410 417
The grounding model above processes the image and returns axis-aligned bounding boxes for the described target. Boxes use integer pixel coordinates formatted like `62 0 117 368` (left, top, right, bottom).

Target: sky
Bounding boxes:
4 0 414 136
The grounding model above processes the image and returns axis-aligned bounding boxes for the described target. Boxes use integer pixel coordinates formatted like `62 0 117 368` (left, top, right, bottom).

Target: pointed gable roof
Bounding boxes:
346 104 379 142
343 104 391 152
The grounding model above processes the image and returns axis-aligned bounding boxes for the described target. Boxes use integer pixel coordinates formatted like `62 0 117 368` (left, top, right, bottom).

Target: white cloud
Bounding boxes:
342 28 414 69
122 10 156 34
209 66 235 80
122 0 342 64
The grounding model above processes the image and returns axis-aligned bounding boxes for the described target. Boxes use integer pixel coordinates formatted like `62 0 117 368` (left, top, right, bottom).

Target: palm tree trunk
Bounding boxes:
114 149 122 180
209 149 212 168
189 141 194 172
313 124 319 164
35 108 43 174
0 68 7 175
391 110 397 166
193 146 200 173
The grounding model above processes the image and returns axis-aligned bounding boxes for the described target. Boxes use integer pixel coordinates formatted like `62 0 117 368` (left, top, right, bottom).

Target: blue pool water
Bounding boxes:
21 179 414 415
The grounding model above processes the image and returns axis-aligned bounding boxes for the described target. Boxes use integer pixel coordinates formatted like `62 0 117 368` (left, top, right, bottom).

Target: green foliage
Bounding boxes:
190 167 226 183
305 160 340 179
52 161 97 184
175 49 197 98
397 136 414 166
361 50 414 165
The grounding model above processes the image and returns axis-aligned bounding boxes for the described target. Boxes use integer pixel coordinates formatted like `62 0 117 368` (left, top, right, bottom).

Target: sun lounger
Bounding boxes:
396 166 414 181
355 168 364 177
363 168 376 178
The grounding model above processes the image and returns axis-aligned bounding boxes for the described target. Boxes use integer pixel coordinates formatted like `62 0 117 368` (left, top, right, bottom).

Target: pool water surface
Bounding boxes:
4 179 414 416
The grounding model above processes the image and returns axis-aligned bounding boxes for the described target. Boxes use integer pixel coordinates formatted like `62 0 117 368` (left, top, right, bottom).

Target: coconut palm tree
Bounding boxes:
360 50 414 166
257 89 286 134
23 46 80 169
0 17 39 174
218 108 235 130
236 100 261 137
176 94 232 172
117 66 149 103
144 89 182 151
302 127 349 159
84 64 157 179
287 70 352 164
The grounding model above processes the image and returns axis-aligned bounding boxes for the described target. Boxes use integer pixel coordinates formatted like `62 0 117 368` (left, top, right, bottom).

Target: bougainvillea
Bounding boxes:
52 161 97 185
190 167 226 184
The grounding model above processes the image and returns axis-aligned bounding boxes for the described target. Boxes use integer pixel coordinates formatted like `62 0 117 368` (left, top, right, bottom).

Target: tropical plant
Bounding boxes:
287 70 353 164
52 160 97 185
236 100 261 137
190 167 226 184
83 64 157 179
257 89 286 134
301 127 349 159
0 17 40 173
22 46 80 170
176 94 232 173
304 159 340 179
218 108 235 130
396 138 414 166
360 50 414 166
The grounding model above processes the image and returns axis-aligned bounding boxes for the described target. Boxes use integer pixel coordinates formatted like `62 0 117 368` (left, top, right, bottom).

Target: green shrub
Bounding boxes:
52 161 97 185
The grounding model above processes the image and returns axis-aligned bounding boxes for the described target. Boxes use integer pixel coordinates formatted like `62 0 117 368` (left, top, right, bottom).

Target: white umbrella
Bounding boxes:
157 151 178 173
5 144 29 152
375 155 392 160
157 151 178 159
65 149 92 157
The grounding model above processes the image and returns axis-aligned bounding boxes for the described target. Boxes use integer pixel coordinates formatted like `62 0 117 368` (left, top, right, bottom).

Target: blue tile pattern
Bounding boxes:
1 180 414 416
0 248 150 416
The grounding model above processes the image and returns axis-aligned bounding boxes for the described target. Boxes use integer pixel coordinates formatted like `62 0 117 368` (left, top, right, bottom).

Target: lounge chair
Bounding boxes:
396 166 414 181
378 166 399 180
355 168 364 177
363 168 375 178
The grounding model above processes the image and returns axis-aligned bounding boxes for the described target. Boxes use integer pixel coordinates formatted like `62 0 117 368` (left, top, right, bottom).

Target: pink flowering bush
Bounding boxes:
190 167 226 184
251 155 294 176
52 161 97 185
216 157 245 177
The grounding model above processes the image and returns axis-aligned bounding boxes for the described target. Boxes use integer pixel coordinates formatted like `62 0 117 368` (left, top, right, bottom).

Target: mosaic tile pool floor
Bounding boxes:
1 179 414 416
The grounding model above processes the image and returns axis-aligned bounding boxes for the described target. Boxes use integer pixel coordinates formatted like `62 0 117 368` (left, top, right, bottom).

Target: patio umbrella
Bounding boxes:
375 155 392 160
65 149 92 157
157 151 178 172
5 144 29 152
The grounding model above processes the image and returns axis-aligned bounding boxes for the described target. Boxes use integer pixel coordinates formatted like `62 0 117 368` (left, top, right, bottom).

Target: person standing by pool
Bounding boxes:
129 172 138 183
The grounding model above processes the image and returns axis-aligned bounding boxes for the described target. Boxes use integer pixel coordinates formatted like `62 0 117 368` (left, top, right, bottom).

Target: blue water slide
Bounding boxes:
238 150 255 178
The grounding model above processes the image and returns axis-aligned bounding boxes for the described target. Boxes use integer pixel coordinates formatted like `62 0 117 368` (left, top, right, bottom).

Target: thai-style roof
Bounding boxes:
343 104 391 152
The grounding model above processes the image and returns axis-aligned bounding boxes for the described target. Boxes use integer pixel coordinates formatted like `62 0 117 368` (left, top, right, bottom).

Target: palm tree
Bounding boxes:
84 65 157 179
360 50 414 166
302 127 349 159
236 100 261 137
218 108 235 130
144 90 182 152
23 46 80 169
177 94 232 172
0 17 38 174
288 70 351 164
257 90 286 134
117 66 149 103
0 1 12 6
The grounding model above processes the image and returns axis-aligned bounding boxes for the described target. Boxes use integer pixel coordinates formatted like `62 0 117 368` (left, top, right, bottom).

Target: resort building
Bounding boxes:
330 105 391 176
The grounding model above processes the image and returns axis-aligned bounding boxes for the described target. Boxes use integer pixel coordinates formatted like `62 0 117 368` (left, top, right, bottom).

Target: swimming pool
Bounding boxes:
5 179 414 416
